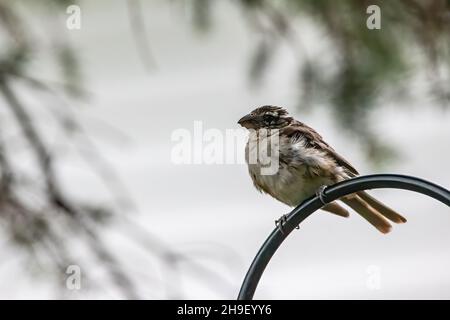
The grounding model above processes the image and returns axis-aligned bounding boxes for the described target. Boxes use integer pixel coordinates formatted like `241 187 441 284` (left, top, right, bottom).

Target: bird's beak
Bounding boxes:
238 114 256 129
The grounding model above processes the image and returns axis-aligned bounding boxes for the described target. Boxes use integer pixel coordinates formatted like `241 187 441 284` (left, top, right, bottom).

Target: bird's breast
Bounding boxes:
245 135 333 206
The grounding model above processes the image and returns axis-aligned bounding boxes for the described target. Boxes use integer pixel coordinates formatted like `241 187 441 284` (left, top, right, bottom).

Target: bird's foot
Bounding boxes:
316 185 328 205
275 214 300 234
275 214 287 234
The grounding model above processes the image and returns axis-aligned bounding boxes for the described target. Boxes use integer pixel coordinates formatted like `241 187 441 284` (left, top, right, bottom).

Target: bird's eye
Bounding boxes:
263 114 276 123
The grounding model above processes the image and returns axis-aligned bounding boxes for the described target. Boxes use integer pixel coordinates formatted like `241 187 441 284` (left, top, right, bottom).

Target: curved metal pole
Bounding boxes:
237 174 450 300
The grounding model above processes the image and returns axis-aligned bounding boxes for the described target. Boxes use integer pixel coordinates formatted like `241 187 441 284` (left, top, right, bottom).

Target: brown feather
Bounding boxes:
342 195 392 234
282 122 359 175
322 202 350 218
357 191 407 223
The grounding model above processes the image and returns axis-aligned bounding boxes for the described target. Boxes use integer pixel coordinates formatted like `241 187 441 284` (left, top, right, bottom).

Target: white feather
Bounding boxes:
246 132 346 207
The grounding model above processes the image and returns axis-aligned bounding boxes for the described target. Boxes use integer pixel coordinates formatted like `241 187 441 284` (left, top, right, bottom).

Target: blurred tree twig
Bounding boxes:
0 0 239 298
126 0 157 71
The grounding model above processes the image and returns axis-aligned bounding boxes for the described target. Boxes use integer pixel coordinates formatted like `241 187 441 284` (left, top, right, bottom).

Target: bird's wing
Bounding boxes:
282 122 359 176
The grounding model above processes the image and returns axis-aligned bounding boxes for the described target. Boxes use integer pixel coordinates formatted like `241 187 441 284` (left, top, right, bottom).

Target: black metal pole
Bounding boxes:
237 174 450 300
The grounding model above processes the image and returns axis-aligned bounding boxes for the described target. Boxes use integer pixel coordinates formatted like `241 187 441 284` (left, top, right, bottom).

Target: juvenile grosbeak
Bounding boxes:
238 105 406 233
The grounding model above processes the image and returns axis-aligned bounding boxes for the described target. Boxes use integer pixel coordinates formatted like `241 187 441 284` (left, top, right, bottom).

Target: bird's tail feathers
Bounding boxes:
342 195 392 234
357 191 407 223
322 202 350 218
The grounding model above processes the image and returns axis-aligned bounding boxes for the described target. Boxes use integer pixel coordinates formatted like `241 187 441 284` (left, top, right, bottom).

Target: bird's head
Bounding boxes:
238 105 293 130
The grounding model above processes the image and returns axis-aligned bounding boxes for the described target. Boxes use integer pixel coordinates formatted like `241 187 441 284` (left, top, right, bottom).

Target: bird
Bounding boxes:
238 105 406 234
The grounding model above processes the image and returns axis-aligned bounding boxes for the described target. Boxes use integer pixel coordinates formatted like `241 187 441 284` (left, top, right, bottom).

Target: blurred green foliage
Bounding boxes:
188 0 450 164
0 0 239 298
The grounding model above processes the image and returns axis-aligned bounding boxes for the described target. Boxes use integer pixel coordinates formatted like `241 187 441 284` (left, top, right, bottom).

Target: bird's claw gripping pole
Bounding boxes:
316 185 328 205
